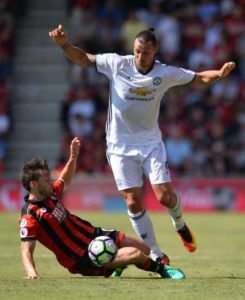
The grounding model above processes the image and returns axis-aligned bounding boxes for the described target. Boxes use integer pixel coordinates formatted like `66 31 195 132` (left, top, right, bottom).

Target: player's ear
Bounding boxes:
29 180 36 191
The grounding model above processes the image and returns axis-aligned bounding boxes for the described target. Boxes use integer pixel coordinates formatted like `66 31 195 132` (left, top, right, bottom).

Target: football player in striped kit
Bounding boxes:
19 137 185 280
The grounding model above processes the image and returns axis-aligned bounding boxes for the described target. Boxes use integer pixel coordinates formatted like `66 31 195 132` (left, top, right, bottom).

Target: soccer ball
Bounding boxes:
88 236 118 267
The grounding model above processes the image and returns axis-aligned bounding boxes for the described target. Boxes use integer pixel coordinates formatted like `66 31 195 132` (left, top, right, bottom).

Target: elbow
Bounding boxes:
194 77 211 86
201 78 211 85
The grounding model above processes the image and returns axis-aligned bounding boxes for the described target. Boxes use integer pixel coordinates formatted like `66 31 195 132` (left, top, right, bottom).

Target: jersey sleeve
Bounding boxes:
19 214 38 241
52 180 64 197
165 66 195 88
95 53 121 79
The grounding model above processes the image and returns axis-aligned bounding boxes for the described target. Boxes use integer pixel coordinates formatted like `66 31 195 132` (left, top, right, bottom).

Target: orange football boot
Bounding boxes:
177 224 197 252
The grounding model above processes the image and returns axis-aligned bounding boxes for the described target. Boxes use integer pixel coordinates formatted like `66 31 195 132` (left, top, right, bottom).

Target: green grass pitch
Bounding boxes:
0 212 245 300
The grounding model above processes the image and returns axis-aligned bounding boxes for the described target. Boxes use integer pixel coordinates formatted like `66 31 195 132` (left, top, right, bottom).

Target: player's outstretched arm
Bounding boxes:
49 24 95 67
21 240 40 279
193 61 236 85
58 137 81 191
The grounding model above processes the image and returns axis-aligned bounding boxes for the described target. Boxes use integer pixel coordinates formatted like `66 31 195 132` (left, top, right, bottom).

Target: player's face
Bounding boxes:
133 39 157 74
34 170 53 199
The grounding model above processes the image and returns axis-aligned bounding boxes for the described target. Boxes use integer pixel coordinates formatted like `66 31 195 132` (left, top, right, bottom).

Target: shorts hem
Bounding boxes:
117 183 144 191
150 179 172 185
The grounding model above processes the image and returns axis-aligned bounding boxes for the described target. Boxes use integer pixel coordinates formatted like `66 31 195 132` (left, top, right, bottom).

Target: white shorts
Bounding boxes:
106 142 171 191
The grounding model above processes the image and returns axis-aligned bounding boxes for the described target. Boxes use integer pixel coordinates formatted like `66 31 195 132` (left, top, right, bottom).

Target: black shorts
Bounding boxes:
68 227 125 277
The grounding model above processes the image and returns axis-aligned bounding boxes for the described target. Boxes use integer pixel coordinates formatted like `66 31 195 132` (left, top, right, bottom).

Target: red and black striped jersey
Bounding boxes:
19 180 95 269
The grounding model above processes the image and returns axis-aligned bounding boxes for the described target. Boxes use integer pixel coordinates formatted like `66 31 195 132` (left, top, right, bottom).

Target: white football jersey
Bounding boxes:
95 53 195 145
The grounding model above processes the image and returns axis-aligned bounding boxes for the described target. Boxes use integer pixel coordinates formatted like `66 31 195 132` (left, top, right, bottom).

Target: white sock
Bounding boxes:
167 195 185 231
128 209 163 260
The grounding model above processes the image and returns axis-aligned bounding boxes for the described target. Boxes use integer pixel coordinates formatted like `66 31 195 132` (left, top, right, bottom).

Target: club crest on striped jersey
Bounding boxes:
20 218 27 228
153 76 162 86
40 207 47 213
20 227 28 238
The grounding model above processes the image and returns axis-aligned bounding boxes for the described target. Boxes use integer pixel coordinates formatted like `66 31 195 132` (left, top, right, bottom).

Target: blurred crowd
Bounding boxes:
3 0 244 177
57 0 244 177
0 0 24 172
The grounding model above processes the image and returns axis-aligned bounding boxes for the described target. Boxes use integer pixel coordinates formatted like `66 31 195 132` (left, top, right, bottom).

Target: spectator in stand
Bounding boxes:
0 0 21 172
120 9 148 53
98 0 125 27
71 0 96 11
197 0 220 24
0 105 10 136
0 47 11 79
188 39 214 71
0 98 10 172
58 84 109 175
67 88 96 139
204 15 224 55
232 108 245 173
182 4 206 54
69 8 97 47
96 19 122 53
165 125 193 175
206 120 231 175
234 32 245 81
222 2 244 50
156 10 181 63
211 75 240 102
136 0 164 29
0 0 15 55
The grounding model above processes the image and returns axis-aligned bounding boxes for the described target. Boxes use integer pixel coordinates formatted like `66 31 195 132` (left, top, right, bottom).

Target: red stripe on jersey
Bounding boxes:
64 216 93 245
21 190 99 268
69 214 95 234
20 213 77 268
41 197 94 240
115 232 125 248
30 203 85 258
36 221 78 268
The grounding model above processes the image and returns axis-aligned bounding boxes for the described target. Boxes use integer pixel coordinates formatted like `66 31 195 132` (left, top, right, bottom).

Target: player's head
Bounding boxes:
20 158 53 198
133 28 158 74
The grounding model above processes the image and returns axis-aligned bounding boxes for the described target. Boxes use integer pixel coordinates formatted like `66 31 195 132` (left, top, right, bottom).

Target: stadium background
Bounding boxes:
0 0 244 212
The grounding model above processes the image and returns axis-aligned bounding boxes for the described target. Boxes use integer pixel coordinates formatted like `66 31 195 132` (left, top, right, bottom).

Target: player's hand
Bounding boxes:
219 61 236 78
70 137 81 160
49 24 68 46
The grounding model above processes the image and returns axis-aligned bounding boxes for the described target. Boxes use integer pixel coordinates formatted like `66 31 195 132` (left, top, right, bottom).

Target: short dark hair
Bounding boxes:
135 28 157 47
20 158 49 191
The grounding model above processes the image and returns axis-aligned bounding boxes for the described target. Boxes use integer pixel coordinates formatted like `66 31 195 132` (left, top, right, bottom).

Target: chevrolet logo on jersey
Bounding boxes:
129 87 156 96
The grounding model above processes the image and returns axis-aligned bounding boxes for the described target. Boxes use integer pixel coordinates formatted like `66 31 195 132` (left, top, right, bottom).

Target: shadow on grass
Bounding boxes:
185 276 245 280
69 275 245 280
71 276 174 280
226 276 245 280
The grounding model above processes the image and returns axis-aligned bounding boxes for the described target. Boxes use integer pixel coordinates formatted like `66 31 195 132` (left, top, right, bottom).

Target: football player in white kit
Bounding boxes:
49 25 235 267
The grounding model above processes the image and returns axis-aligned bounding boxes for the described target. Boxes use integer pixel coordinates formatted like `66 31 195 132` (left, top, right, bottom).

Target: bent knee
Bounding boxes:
120 188 143 213
159 192 175 206
154 187 177 207
123 196 143 213
120 235 150 255
127 247 142 259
